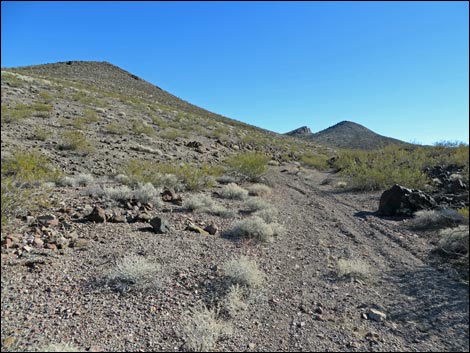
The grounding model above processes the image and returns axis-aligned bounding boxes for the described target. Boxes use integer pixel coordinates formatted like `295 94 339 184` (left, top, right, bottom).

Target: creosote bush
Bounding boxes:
225 152 270 182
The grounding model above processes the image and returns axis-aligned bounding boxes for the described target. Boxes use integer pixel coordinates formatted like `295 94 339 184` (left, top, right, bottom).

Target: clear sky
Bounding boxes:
2 1 469 144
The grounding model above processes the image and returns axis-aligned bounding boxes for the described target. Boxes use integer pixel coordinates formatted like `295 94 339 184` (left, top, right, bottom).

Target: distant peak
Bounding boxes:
286 126 312 136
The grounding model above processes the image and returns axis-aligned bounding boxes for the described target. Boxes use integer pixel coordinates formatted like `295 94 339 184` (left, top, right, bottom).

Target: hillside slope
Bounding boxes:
286 121 409 150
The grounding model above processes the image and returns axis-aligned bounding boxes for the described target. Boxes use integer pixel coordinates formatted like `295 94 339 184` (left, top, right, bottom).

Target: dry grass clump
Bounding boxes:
226 216 284 242
180 305 231 352
184 194 235 218
247 183 271 196
58 130 95 155
219 183 248 200
437 226 469 257
102 183 163 206
105 255 161 293
222 256 265 287
60 173 94 187
252 207 279 223
336 259 370 280
243 198 272 213
409 209 466 230
223 284 248 317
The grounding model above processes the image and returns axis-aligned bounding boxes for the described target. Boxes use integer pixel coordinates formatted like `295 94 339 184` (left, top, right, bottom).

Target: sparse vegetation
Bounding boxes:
226 216 284 242
247 183 271 196
58 130 95 154
244 198 272 213
180 305 230 352
300 152 330 170
225 152 270 182
218 183 249 200
223 284 248 317
336 259 370 280
105 255 161 293
184 194 235 218
437 226 469 258
333 144 469 191
408 209 467 230
222 255 265 287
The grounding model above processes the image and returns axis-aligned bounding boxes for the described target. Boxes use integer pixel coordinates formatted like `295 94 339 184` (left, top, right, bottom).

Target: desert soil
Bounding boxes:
1 164 468 352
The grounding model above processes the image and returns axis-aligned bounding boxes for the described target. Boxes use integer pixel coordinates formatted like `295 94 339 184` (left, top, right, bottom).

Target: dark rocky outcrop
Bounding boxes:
378 184 437 216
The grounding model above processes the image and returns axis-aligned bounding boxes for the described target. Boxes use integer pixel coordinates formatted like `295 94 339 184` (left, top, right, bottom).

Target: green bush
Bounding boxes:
59 131 95 154
1 150 62 183
225 152 270 182
300 152 330 170
1 103 33 123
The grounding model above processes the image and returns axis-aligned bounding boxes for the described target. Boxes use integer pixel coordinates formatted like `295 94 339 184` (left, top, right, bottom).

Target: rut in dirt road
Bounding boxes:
262 167 469 351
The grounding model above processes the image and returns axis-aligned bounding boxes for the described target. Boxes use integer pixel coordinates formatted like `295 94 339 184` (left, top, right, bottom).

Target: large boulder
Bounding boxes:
378 184 437 216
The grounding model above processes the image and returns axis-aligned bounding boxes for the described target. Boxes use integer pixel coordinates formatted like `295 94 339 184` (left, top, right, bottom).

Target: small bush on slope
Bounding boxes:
225 152 270 182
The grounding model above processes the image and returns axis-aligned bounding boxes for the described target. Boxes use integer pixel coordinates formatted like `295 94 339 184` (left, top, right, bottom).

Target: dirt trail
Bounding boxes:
259 166 469 351
1 165 468 352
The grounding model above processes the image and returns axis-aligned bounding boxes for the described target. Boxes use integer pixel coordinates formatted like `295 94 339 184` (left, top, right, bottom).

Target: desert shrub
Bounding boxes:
219 183 248 200
160 128 184 140
31 127 49 141
409 209 466 230
243 198 271 213
226 216 284 242
1 150 60 226
132 182 162 205
151 116 169 128
225 152 270 182
216 175 239 185
437 226 469 257
59 131 95 154
457 207 469 221
1 103 33 123
60 173 94 187
122 159 219 191
222 256 265 287
184 194 235 218
104 122 128 135
300 152 330 170
333 144 470 191
336 259 370 280
105 255 161 293
223 284 248 317
71 91 107 107
247 183 271 197
1 150 62 184
32 102 53 114
38 90 53 103
131 119 155 136
1 71 23 87
103 185 132 201
252 207 278 223
180 305 230 352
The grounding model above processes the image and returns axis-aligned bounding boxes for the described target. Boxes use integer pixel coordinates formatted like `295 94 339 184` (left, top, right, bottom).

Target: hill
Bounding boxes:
286 121 409 150
1 61 468 353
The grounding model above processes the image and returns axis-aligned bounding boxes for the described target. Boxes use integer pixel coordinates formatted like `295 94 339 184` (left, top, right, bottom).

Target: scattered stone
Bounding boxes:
24 215 35 223
378 184 436 216
70 238 90 249
186 221 209 235
248 343 256 350
45 243 58 251
150 216 171 234
204 223 218 235
109 214 127 223
55 236 70 249
33 238 44 248
162 188 177 202
365 309 387 322
186 141 203 149
86 206 107 223
37 214 59 227
134 212 153 222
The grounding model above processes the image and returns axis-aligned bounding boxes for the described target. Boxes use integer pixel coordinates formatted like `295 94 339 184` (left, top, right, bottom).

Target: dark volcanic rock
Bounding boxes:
378 184 437 216
150 216 171 234
86 206 107 223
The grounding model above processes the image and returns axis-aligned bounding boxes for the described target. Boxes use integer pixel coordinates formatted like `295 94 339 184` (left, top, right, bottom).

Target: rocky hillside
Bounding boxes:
1 62 468 352
286 121 409 150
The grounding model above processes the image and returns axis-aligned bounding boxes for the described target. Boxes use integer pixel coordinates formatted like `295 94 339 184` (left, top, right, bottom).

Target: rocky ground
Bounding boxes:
1 164 468 352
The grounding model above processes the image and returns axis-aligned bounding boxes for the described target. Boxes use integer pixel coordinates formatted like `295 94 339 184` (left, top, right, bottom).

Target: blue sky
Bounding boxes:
2 1 469 144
